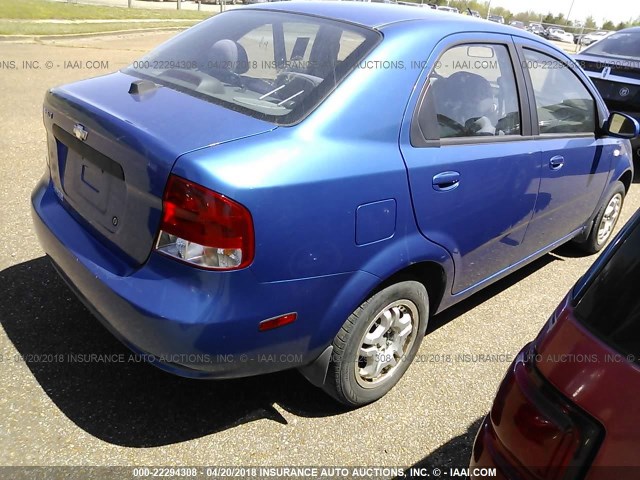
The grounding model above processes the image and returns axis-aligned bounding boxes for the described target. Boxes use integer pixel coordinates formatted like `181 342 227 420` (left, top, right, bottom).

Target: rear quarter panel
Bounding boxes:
170 24 457 347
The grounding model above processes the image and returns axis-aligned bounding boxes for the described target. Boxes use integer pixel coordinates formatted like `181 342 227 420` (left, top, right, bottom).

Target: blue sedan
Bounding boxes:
31 2 637 406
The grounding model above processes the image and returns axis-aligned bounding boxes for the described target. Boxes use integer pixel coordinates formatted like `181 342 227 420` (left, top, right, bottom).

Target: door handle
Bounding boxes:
432 171 460 192
549 155 565 170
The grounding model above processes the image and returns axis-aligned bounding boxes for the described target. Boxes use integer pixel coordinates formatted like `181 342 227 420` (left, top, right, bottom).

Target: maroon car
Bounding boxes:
471 207 640 480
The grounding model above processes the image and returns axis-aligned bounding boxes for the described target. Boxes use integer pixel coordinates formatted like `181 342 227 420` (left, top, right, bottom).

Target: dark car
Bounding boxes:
575 27 640 159
487 14 504 23
31 2 637 407
471 204 640 479
509 20 525 30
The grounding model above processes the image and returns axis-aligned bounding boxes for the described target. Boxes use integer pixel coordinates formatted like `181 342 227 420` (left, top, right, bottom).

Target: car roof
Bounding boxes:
245 1 534 35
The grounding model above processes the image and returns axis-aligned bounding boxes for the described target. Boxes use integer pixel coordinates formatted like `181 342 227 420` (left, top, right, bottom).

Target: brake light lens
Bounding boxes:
155 175 254 270
490 347 603 480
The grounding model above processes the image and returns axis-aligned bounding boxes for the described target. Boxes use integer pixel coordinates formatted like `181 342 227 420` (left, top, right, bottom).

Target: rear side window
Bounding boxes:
429 43 521 138
124 11 379 125
522 49 596 134
574 220 640 363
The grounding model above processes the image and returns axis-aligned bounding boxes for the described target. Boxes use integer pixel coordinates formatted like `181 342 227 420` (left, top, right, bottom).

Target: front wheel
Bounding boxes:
575 182 625 253
322 281 429 407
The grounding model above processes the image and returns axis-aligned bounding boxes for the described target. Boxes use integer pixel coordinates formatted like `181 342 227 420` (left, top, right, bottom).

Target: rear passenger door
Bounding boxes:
400 35 541 295
515 43 612 253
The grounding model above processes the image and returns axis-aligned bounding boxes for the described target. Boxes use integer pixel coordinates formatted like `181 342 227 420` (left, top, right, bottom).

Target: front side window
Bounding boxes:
124 11 379 124
428 43 521 139
523 49 596 134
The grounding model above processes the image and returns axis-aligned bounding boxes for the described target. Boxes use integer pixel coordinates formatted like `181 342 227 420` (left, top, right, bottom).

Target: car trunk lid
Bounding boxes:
44 71 275 266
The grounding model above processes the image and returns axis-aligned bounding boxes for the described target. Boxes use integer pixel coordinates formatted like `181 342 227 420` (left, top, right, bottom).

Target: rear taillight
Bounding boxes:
490 347 603 480
155 174 254 270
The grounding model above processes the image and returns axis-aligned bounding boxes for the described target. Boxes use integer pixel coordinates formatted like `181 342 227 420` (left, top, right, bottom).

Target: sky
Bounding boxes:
486 0 638 26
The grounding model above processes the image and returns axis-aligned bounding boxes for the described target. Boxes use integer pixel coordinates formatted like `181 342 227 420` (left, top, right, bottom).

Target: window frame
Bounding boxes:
515 44 608 139
410 35 533 148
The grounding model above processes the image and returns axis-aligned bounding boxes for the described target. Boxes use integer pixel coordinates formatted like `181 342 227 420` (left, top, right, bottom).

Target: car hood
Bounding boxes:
575 53 640 83
574 53 640 113
575 52 640 67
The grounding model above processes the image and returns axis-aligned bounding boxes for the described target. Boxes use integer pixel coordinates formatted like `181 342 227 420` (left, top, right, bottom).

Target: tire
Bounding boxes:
322 281 429 407
575 182 625 254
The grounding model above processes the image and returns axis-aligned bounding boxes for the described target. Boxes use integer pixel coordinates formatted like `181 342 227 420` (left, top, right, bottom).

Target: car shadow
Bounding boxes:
427 253 557 333
397 417 484 478
2 253 552 448
0 256 348 448
551 243 592 259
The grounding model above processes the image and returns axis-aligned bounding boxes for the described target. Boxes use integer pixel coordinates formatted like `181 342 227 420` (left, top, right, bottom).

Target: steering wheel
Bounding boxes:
538 105 588 133
465 117 496 136
556 106 586 123
437 114 467 136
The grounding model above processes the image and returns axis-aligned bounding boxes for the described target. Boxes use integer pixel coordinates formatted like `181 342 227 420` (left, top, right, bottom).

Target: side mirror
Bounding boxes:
604 112 640 139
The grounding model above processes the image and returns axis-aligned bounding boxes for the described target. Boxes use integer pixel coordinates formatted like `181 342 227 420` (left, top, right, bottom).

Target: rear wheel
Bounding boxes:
322 281 429 407
575 182 625 253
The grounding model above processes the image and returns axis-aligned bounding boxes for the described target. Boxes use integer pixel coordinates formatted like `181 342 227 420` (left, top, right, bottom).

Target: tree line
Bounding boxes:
419 0 639 32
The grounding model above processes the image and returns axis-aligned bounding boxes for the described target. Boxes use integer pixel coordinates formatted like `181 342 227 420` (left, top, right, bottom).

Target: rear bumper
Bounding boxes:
469 340 603 480
470 415 514 480
31 176 362 379
469 346 527 480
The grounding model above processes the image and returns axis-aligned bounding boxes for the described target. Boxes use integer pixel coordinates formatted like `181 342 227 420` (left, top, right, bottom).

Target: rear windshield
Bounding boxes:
582 31 640 59
123 10 379 125
573 219 640 363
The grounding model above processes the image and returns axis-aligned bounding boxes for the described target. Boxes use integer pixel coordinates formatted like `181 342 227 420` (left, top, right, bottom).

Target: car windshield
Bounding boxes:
123 10 379 125
582 31 639 58
573 216 640 365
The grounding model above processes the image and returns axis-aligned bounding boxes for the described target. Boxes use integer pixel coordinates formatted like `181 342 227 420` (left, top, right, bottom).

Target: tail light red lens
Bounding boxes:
155 174 254 270
490 347 603 480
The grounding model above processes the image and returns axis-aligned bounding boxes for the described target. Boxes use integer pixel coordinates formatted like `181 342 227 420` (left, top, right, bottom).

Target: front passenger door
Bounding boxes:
518 46 612 253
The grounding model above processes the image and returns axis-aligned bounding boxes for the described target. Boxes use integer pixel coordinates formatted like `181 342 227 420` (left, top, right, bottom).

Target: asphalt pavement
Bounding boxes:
0 31 638 473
